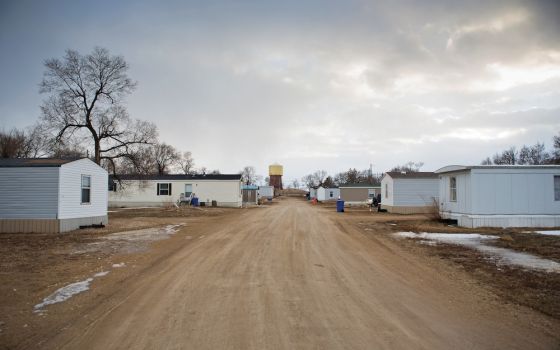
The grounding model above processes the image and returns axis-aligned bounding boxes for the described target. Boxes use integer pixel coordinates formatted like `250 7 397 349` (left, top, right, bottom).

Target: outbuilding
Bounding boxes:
339 183 381 205
258 185 274 200
381 172 439 214
109 174 243 208
0 158 108 233
316 186 340 201
242 184 259 205
436 165 560 228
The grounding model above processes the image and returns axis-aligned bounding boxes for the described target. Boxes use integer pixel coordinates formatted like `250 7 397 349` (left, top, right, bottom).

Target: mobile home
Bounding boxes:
316 186 340 201
436 165 560 228
339 183 380 205
0 158 108 233
381 172 439 214
109 174 243 208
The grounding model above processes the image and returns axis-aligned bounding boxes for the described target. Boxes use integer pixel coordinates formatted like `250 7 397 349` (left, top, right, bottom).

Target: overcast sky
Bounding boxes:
1 0 559 182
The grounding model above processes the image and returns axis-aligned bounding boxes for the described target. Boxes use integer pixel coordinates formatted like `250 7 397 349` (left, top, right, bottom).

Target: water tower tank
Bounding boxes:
269 164 283 176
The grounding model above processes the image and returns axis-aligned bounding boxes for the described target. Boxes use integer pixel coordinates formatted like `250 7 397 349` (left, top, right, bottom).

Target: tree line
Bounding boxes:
300 162 424 188
481 135 560 165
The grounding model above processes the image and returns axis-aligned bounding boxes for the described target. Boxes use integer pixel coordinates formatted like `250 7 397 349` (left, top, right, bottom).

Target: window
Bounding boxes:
157 183 172 196
329 191 334 198
368 189 375 199
450 177 457 202
555 176 560 201
385 184 388 199
81 175 91 204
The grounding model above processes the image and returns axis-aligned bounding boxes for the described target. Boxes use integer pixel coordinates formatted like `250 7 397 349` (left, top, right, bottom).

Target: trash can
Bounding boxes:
336 200 344 212
191 197 199 206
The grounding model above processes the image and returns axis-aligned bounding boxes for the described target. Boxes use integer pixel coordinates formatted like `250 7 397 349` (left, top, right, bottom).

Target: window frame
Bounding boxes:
449 177 457 202
81 175 91 204
554 175 560 201
158 183 171 196
385 184 388 199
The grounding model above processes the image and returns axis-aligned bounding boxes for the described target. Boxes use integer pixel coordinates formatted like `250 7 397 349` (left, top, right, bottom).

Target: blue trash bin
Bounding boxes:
191 197 199 206
336 200 344 212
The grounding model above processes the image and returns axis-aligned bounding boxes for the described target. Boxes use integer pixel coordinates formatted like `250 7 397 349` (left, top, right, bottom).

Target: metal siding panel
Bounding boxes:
0 167 59 218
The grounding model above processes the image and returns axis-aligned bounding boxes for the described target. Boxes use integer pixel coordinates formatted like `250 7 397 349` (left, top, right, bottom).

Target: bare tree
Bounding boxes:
322 176 335 188
480 157 492 165
301 174 316 188
390 161 424 172
291 178 300 189
492 147 517 165
39 47 157 169
178 151 196 174
552 132 560 164
313 170 328 186
519 143 550 165
0 126 52 158
240 166 260 185
151 143 180 175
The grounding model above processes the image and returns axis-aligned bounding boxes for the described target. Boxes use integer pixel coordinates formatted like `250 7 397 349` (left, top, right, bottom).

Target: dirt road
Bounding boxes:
31 198 559 349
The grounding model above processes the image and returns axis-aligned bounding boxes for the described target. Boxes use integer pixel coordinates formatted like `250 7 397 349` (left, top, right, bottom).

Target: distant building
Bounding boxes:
0 158 108 233
316 186 340 201
339 183 380 205
381 172 439 214
109 174 243 208
436 165 560 228
258 185 274 200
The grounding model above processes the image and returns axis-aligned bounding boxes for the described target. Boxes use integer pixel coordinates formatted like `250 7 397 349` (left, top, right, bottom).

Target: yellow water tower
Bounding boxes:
269 164 283 190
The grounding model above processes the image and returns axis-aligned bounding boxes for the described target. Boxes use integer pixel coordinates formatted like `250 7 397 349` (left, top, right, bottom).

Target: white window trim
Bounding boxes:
158 183 170 196
449 177 457 202
81 174 91 205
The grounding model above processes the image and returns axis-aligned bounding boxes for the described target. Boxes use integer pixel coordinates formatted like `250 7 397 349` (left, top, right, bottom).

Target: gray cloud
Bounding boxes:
1 0 559 180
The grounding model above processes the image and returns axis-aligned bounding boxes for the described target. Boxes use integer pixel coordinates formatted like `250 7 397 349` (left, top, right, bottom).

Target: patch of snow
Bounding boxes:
112 263 125 268
93 271 109 277
394 232 560 273
34 278 93 311
106 224 185 242
388 223 397 226
534 230 560 236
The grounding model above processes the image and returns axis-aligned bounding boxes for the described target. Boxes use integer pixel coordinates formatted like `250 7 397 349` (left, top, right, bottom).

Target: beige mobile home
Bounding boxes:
0 158 108 233
381 172 439 214
339 183 380 205
110 174 243 208
436 165 560 228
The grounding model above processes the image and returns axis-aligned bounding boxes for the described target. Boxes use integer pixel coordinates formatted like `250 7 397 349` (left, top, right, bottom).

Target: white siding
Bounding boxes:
58 159 108 219
381 176 394 206
470 168 560 215
0 167 59 219
392 178 439 207
110 179 242 207
258 186 274 199
317 187 340 201
439 171 472 214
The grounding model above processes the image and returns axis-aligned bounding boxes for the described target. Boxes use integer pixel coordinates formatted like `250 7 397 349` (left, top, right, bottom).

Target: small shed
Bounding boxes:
0 158 108 233
436 165 560 228
242 185 259 205
381 172 439 214
258 185 274 200
339 183 381 205
316 186 340 201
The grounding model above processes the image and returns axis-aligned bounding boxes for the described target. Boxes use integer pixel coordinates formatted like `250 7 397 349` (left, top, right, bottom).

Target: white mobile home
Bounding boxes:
0 158 108 233
258 185 274 200
316 186 340 201
110 174 243 208
381 172 439 214
436 165 560 228
308 186 318 200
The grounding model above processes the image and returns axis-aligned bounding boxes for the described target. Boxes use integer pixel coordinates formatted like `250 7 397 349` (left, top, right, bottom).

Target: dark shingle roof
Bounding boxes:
385 171 438 179
111 174 242 181
0 158 81 167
